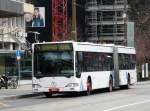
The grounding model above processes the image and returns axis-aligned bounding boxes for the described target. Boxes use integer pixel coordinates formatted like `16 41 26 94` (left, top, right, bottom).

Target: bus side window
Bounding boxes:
77 52 83 62
76 52 83 78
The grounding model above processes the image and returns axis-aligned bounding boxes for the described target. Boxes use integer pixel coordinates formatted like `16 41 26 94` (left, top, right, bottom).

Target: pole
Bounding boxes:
124 0 127 46
113 0 117 45
37 34 38 43
72 0 77 41
2 29 4 49
18 60 21 88
34 33 37 43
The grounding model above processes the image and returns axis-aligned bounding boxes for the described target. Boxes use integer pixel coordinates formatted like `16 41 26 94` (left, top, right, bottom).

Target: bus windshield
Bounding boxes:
34 44 74 78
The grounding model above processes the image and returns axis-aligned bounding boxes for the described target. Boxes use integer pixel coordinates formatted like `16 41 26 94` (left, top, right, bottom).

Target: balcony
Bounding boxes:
0 0 24 17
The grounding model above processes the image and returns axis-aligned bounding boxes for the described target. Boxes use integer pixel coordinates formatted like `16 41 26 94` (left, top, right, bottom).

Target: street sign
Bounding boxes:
16 50 21 87
16 50 21 60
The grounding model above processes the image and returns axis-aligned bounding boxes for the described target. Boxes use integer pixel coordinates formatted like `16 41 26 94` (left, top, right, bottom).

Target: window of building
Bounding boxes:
12 17 16 27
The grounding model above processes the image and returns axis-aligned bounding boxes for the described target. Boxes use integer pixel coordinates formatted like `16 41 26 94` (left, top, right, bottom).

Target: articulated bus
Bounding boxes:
32 41 137 97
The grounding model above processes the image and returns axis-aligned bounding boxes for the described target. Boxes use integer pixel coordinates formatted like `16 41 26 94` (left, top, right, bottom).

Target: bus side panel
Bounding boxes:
129 70 137 84
80 71 112 91
119 70 137 85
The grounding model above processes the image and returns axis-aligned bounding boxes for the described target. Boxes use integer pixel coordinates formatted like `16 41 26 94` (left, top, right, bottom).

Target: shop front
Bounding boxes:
0 50 32 79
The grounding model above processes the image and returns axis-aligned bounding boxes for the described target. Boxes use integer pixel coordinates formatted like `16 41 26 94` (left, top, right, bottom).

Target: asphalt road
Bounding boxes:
1 82 150 111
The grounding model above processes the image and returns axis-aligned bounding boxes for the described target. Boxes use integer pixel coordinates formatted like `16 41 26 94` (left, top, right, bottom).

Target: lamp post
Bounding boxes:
72 0 77 41
123 0 127 46
123 12 127 46
1 29 4 49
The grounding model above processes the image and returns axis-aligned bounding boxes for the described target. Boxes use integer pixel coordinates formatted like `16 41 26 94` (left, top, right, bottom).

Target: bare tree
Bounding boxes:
129 0 150 64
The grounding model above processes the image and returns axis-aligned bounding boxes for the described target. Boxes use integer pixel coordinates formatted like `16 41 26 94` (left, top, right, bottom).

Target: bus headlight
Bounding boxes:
65 83 79 87
32 77 37 83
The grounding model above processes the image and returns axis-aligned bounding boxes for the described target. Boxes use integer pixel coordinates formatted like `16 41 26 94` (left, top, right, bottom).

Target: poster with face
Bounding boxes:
25 7 45 27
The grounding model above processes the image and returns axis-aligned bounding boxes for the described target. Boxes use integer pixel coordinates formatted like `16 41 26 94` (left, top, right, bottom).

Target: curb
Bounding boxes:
1 93 43 100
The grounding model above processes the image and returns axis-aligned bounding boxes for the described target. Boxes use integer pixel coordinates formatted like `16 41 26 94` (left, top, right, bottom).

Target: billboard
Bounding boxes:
25 7 45 27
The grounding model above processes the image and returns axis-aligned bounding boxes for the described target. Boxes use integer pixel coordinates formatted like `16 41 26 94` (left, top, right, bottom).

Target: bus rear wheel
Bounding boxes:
87 79 92 95
44 92 52 98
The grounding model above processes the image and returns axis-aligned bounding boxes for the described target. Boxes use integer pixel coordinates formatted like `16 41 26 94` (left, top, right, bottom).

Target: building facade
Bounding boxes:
25 0 133 46
0 0 26 50
85 0 129 45
0 0 33 78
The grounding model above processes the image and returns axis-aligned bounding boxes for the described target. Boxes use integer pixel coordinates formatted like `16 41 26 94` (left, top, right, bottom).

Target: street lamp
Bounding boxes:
0 29 4 49
123 12 127 46
27 31 40 43
123 0 127 46
71 0 77 41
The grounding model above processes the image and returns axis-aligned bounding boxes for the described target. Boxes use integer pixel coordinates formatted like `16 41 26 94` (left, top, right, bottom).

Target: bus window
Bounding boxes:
76 51 114 74
76 52 83 78
119 54 136 70
34 51 74 78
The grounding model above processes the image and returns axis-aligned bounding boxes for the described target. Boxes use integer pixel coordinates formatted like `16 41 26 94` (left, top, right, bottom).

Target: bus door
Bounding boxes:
113 47 119 87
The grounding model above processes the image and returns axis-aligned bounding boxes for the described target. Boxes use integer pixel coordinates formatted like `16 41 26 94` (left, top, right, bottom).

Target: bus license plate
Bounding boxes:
49 88 59 92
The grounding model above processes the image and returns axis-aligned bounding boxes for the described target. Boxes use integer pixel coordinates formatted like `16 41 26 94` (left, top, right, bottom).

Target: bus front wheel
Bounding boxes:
44 92 52 98
87 78 92 95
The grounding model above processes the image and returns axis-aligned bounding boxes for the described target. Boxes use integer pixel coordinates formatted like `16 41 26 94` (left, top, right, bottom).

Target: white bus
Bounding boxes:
32 41 137 97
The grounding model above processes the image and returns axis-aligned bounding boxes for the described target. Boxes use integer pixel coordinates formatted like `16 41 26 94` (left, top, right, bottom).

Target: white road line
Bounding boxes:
103 99 150 111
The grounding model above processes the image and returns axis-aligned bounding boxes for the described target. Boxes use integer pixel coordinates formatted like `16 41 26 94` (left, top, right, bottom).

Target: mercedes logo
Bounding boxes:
51 82 56 87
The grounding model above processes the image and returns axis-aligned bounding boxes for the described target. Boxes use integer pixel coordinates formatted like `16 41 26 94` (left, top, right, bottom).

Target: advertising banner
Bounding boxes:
25 7 45 27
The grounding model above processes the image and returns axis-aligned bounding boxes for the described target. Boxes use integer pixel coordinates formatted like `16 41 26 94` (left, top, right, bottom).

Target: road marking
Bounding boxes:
103 99 150 111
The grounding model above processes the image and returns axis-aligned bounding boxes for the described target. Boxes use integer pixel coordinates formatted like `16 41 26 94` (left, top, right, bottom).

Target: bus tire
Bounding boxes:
44 92 52 98
87 77 92 95
108 76 113 92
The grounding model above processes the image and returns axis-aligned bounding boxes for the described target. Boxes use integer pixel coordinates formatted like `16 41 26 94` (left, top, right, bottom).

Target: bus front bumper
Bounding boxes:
33 86 81 93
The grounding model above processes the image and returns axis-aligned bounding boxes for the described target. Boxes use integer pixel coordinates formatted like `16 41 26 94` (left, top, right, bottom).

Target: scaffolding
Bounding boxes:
86 0 98 42
85 0 128 45
52 0 68 41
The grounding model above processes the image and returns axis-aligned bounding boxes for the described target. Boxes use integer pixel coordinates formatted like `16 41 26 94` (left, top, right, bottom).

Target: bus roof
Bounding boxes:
33 41 135 54
33 41 134 48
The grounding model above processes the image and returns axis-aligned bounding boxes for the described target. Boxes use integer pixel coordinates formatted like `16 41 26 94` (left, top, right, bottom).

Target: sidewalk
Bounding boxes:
0 80 42 100
19 80 32 85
